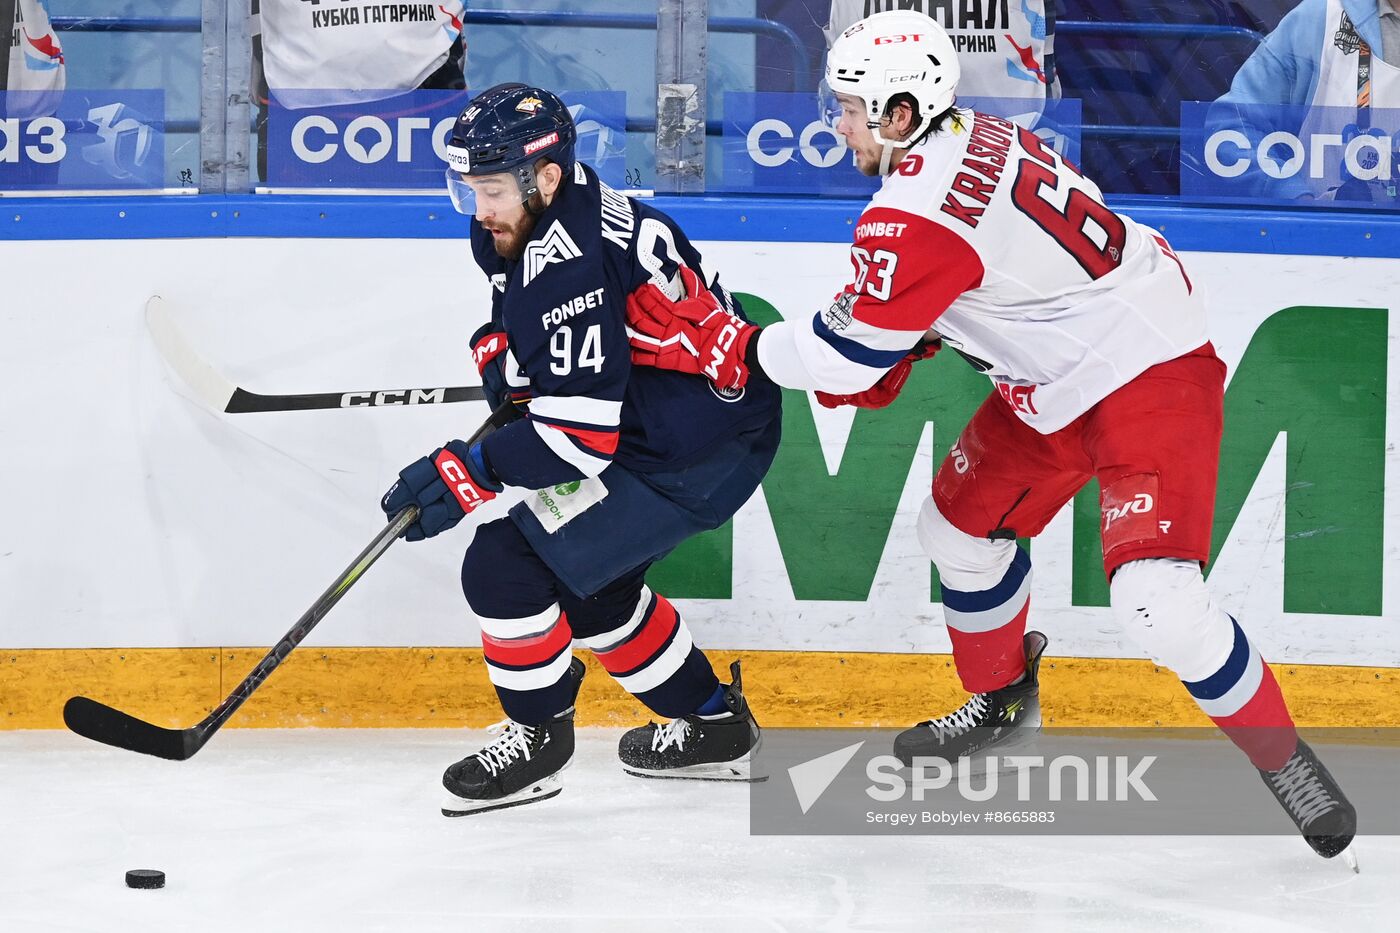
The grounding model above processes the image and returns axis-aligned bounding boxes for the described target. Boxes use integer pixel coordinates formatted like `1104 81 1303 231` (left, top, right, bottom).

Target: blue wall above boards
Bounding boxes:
2 194 1399 260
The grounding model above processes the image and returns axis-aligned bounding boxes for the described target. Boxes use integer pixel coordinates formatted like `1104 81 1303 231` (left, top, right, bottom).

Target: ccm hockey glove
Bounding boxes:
381 440 503 541
626 266 759 392
815 338 942 410
470 323 531 410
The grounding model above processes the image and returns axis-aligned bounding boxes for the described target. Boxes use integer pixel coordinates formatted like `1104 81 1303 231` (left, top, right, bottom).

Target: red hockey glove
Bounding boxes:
815 339 942 410
626 266 759 392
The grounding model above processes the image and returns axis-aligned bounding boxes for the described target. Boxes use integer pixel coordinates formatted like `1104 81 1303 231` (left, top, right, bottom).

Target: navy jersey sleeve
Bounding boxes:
628 201 749 323
478 228 628 489
469 220 508 323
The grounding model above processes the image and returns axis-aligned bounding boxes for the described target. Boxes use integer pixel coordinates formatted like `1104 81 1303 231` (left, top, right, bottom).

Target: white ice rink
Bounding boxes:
1 728 1393 932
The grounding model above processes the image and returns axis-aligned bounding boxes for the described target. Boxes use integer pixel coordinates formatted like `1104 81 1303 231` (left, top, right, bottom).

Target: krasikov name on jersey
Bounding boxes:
940 112 1015 229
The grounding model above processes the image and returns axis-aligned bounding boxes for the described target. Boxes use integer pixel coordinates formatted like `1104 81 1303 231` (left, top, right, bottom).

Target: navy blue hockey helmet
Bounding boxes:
444 83 576 215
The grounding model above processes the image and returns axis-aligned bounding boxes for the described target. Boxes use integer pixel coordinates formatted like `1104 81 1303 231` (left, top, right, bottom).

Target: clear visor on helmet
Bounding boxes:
444 164 538 216
818 77 844 130
818 79 871 132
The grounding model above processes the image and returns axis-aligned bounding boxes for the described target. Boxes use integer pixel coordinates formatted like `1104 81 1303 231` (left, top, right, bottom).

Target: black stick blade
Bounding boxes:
62 696 201 761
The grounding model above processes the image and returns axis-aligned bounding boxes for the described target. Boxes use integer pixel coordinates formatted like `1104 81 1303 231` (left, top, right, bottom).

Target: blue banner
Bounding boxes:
267 90 627 189
0 90 165 190
1181 101 1400 208
721 92 1081 196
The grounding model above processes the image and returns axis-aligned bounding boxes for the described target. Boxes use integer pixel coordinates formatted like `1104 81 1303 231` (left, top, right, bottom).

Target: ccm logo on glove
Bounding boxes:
382 439 501 541
435 447 496 511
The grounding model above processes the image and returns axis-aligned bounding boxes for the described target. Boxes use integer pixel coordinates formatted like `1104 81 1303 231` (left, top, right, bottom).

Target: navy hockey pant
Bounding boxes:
460 417 780 724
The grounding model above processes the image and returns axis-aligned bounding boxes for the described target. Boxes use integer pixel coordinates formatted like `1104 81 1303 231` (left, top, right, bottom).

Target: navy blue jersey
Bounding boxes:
471 163 780 490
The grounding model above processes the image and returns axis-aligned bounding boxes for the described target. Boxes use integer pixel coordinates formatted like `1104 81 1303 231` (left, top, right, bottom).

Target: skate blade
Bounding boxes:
441 776 563 817
1340 846 1360 873
622 750 768 783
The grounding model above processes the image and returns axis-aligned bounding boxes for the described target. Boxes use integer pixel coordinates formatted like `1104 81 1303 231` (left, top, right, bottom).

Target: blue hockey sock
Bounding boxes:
694 684 728 716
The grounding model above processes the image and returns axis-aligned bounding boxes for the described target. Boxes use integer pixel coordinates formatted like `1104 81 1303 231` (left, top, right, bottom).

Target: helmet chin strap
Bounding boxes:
872 118 930 176
878 141 897 176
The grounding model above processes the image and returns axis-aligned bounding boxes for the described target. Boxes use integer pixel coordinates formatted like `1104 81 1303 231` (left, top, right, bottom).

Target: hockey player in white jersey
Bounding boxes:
626 10 1357 860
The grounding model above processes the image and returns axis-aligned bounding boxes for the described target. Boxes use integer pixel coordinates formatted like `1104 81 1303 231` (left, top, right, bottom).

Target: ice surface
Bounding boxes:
0 729 1392 932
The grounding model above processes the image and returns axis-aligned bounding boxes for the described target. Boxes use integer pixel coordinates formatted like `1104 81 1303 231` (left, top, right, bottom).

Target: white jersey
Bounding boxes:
258 0 465 108
824 0 1057 102
757 110 1208 434
7 0 65 118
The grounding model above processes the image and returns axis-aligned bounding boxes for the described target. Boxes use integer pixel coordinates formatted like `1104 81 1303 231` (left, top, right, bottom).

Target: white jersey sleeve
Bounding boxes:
756 208 982 394
761 109 1208 433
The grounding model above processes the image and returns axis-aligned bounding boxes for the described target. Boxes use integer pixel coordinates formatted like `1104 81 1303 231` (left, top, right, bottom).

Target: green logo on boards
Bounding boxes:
649 298 1387 615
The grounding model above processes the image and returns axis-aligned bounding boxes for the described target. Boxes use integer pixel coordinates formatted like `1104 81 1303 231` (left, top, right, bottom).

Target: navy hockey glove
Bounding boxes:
381 441 503 541
471 323 531 410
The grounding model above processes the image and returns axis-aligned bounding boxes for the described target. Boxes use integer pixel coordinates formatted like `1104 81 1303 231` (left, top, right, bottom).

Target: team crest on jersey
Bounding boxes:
821 292 856 332
1334 13 1363 54
522 220 582 287
515 96 544 114
708 382 746 403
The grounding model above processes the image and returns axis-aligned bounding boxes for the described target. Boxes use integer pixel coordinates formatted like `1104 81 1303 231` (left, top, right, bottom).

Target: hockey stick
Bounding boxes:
63 399 522 760
145 295 485 413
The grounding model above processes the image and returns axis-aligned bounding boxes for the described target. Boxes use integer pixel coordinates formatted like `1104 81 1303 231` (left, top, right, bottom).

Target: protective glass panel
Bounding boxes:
703 1 1397 213
1 0 202 194
252 1 642 193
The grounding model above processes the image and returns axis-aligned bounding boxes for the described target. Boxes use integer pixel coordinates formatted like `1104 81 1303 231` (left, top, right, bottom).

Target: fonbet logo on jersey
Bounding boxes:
523 220 582 287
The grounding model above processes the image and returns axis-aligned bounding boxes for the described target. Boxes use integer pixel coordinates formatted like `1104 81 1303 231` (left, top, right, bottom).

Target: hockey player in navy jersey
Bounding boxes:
379 84 782 815
625 12 1357 859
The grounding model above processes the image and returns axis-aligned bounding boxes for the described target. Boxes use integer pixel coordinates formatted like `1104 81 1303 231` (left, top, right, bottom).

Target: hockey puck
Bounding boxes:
125 869 165 889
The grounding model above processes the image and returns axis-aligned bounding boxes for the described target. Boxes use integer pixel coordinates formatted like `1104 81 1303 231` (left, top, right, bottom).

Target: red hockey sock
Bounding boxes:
941 548 1032 693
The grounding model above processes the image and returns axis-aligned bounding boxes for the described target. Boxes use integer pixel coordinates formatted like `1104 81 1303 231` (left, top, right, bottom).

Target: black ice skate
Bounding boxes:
442 657 585 816
1258 738 1357 860
618 661 761 781
894 631 1047 767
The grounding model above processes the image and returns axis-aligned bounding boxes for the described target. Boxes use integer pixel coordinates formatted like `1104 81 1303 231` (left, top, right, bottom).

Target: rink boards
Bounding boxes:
0 200 1396 728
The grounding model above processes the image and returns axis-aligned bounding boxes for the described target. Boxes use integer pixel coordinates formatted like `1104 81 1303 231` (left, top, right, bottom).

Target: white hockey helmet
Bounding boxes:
821 9 960 149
